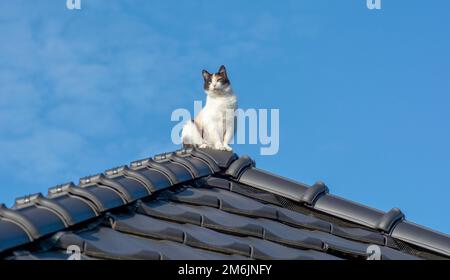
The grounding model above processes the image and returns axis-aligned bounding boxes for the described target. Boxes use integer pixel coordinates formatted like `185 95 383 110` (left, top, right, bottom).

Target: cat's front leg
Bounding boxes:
222 114 235 151
204 124 226 150
223 129 233 151
222 136 233 151
212 133 227 150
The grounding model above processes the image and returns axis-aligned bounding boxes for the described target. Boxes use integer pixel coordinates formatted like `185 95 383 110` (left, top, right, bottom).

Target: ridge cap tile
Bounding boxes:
193 148 238 169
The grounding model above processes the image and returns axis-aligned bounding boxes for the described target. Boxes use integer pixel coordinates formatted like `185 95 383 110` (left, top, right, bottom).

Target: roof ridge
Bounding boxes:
0 148 237 254
0 148 449 258
228 163 450 257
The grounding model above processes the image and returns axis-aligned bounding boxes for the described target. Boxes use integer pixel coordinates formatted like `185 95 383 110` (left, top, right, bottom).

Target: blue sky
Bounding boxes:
0 0 449 234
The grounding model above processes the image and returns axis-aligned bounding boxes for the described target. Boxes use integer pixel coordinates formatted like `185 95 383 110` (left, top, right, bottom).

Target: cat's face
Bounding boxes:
202 65 231 95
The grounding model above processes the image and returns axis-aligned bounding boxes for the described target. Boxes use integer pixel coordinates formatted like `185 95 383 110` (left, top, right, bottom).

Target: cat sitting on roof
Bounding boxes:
181 65 237 151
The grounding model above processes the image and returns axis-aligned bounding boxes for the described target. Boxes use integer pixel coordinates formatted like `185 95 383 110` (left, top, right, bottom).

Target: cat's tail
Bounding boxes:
181 120 204 148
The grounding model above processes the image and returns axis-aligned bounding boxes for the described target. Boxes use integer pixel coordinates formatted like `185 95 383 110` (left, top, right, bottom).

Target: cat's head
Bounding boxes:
202 65 231 96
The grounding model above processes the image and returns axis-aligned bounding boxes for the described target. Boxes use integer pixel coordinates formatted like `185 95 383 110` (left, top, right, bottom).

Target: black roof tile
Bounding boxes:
189 148 238 169
112 213 186 243
128 164 173 192
391 220 450 257
75 181 126 210
15 206 67 235
225 156 255 179
243 237 340 260
79 173 142 203
31 193 98 226
252 218 325 251
188 149 221 173
330 224 385 245
104 165 155 195
301 181 329 206
130 158 186 185
55 227 247 260
0 148 448 259
140 200 266 237
137 200 204 226
154 151 213 178
238 168 310 202
153 160 194 183
112 213 253 257
0 197 67 240
168 187 279 219
376 208 405 233
274 206 332 232
313 194 386 229
0 218 32 252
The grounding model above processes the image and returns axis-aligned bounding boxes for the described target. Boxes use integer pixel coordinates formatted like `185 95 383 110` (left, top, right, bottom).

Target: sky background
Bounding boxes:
0 0 449 234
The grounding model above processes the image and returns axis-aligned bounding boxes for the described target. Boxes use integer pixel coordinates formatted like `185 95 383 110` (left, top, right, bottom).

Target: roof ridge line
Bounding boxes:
0 148 237 255
224 162 450 257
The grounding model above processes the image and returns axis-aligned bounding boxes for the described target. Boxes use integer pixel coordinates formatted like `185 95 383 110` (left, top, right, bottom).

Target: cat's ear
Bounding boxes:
202 70 211 81
218 65 227 77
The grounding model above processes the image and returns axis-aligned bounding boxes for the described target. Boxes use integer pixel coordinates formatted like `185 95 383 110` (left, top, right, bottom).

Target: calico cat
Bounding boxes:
182 65 237 151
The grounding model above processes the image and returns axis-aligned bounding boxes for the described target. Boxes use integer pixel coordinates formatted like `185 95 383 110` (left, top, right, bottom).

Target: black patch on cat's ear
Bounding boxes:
202 70 211 81
217 65 230 86
218 65 227 77
203 70 212 90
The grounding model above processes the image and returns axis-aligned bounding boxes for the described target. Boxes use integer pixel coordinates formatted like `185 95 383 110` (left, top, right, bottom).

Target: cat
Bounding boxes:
181 65 237 151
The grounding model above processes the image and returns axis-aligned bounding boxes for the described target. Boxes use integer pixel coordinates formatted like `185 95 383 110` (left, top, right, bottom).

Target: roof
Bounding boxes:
0 148 449 260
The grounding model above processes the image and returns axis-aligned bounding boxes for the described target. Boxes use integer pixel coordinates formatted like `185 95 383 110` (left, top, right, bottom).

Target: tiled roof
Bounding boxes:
0 148 448 260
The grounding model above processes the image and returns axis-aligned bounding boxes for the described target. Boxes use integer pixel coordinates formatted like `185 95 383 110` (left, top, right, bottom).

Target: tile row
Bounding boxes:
168 186 386 245
135 198 419 260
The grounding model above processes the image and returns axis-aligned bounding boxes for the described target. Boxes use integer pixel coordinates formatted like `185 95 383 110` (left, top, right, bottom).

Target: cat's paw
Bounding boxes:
214 143 226 150
199 143 209 149
223 145 233 152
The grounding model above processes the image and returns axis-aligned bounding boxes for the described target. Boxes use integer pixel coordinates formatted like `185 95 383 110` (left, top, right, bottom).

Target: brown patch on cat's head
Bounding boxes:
202 65 231 92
